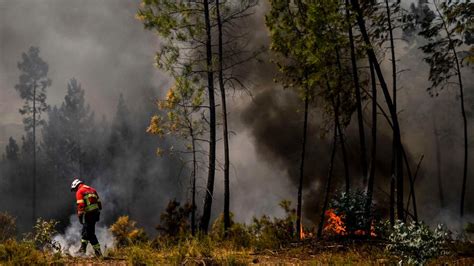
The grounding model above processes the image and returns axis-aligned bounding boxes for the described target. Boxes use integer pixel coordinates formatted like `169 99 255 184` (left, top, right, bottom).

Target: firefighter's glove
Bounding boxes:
78 213 85 224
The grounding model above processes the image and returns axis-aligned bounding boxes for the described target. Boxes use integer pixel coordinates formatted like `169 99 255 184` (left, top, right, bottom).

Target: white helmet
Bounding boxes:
71 178 83 191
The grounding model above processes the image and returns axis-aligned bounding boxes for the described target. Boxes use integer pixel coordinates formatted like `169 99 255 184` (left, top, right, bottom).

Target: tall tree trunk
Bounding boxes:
433 117 444 208
458 62 468 217
351 0 404 221
317 120 338 238
402 146 418 222
200 0 217 232
390 176 395 225
216 0 231 236
334 48 350 192
385 0 397 112
433 2 469 217
345 0 368 183
336 104 350 194
385 0 405 222
296 84 309 240
365 59 377 230
33 83 37 223
191 127 197 236
431 1 467 217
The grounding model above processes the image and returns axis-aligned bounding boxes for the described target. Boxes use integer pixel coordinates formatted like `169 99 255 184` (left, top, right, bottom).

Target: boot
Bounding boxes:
77 239 87 255
93 243 102 257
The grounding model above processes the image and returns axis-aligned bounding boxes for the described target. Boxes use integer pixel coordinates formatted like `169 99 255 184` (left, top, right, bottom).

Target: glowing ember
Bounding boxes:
323 209 347 235
354 223 377 237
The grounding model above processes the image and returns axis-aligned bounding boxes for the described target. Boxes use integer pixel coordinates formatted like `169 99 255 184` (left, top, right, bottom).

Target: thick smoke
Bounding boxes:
53 215 114 256
0 0 182 235
227 0 474 227
0 0 472 243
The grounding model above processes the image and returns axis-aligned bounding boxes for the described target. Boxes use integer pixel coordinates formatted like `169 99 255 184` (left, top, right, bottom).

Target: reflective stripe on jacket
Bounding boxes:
76 184 102 215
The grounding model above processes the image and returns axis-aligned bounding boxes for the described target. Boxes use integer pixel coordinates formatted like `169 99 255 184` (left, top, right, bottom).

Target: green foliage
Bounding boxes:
249 200 296 250
174 236 213 262
15 46 51 132
125 244 160 265
31 218 60 252
329 190 373 235
386 221 450 265
109 216 148 248
466 222 474 234
416 0 473 94
211 213 253 248
139 1 208 164
266 0 357 130
0 239 49 265
0 212 16 243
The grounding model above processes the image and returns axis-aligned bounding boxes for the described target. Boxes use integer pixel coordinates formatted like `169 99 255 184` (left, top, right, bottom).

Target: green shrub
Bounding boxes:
210 213 252 248
249 200 296 250
32 218 61 252
0 239 48 265
466 222 474 234
0 212 16 242
109 216 148 248
329 190 373 235
166 236 214 264
126 244 160 265
386 221 450 264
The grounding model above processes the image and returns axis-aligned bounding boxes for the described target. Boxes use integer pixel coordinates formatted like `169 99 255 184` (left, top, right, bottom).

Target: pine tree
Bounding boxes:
14 46 51 222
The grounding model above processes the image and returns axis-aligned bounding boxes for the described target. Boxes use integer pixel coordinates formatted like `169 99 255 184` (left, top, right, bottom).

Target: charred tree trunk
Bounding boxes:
385 0 406 222
33 82 37 223
317 119 338 238
385 0 397 112
296 84 309 240
433 118 444 208
365 60 377 230
390 176 395 225
336 103 350 194
345 0 368 183
402 146 418 222
351 0 404 222
216 0 231 236
191 127 197 236
200 0 217 233
334 48 350 192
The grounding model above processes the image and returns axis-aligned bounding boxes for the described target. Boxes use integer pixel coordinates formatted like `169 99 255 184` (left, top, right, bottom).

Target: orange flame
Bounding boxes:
354 222 377 237
300 224 306 239
323 209 347 235
299 219 313 239
323 209 377 237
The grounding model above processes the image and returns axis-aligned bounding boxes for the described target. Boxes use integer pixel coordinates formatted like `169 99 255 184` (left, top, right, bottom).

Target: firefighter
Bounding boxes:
70 178 102 257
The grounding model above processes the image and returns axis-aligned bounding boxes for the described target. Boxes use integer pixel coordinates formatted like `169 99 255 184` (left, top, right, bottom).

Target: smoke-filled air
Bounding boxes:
0 0 473 264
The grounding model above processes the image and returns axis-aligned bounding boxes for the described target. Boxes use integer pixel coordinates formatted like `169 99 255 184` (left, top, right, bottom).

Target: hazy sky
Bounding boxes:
0 0 167 141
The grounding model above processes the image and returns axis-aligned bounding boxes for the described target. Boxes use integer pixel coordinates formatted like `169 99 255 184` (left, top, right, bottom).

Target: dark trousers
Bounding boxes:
81 211 100 245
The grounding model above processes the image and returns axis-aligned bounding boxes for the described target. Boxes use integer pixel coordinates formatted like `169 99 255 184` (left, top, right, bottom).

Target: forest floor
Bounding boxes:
57 240 474 265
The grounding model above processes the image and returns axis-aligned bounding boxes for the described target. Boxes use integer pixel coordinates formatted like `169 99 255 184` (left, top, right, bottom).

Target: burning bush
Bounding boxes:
0 212 16 242
110 216 147 247
326 190 374 237
386 221 450 265
249 200 296 250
